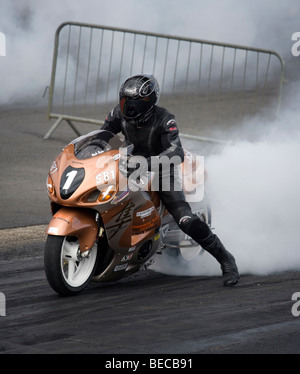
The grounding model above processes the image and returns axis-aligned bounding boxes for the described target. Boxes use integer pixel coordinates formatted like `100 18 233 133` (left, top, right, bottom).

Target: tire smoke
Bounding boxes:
152 86 300 277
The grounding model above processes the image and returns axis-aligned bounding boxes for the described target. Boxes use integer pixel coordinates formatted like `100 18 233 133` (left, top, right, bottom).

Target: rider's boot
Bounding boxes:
179 215 240 286
180 216 240 286
198 232 240 286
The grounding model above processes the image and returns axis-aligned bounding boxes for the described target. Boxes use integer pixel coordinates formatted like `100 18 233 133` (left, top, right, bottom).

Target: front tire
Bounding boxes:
44 235 99 296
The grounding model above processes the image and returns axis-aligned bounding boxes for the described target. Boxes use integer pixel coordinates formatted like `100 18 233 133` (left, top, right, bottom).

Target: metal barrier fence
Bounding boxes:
45 22 285 140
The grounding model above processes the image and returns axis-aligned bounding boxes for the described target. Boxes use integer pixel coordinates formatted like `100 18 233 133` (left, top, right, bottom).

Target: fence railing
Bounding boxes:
44 22 285 140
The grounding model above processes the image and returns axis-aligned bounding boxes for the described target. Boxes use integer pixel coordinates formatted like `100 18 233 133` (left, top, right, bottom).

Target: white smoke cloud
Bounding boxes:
206 127 300 275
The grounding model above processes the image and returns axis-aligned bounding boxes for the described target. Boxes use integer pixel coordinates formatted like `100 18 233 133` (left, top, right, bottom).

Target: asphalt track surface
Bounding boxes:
0 105 300 356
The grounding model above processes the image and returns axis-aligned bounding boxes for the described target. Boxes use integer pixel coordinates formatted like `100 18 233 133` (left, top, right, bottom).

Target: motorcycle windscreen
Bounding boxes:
73 130 125 160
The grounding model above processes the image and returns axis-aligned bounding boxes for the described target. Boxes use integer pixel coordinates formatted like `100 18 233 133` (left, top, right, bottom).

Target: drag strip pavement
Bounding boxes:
0 225 300 354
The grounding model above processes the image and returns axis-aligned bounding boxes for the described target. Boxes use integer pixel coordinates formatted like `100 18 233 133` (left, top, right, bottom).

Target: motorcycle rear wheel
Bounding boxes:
44 235 99 296
163 192 212 262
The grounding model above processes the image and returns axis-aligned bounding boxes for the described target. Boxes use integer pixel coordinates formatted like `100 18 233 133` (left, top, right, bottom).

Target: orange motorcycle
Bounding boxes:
44 130 211 296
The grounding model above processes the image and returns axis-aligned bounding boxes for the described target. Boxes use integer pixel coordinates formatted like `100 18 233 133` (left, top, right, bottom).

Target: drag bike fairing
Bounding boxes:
44 129 210 296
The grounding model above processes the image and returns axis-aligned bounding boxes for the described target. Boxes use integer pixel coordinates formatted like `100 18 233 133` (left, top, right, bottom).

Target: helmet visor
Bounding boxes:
120 97 152 120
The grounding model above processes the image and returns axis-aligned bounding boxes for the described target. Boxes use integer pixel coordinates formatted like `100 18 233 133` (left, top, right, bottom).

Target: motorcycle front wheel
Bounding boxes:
44 235 99 296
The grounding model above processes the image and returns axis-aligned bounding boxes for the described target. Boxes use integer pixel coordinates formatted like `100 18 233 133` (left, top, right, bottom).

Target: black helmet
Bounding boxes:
119 74 160 125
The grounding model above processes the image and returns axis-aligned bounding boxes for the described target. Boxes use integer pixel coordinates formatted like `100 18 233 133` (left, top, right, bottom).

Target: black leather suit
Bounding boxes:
101 104 210 239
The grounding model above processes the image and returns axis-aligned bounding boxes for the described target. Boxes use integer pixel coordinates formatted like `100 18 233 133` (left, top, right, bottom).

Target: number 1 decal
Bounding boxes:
62 170 78 190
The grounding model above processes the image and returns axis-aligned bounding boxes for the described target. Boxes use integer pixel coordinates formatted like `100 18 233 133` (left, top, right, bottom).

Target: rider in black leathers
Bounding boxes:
101 74 239 286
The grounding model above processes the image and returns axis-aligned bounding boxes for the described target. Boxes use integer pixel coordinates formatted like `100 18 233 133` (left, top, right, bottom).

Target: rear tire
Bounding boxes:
44 235 99 296
164 192 212 262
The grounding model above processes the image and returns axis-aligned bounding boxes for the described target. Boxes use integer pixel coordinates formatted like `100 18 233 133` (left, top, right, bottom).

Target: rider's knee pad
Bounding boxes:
178 215 210 240
178 214 198 234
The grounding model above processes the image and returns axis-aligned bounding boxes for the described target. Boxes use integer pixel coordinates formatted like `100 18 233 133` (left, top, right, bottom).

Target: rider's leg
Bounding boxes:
159 190 240 287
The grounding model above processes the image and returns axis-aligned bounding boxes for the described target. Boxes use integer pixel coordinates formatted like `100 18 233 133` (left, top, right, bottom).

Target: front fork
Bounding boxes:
46 207 99 253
